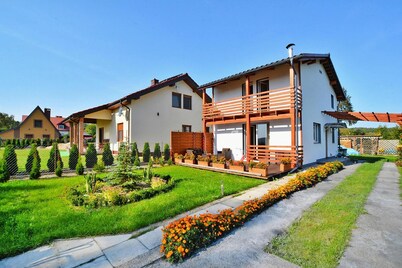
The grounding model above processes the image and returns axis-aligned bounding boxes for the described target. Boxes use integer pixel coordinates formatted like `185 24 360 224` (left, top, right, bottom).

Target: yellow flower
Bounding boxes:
166 251 173 258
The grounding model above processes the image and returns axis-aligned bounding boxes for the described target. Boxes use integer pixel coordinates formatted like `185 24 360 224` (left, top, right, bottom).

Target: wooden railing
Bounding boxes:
203 86 299 120
247 145 303 164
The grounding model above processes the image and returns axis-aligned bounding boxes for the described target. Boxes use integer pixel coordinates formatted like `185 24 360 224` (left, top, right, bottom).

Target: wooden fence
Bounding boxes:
170 132 213 156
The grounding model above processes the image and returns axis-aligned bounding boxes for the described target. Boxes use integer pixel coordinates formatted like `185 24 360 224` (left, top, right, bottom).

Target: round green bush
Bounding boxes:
153 143 161 160
69 144 79 170
163 144 170 161
85 144 97 168
3 145 18 176
102 143 114 166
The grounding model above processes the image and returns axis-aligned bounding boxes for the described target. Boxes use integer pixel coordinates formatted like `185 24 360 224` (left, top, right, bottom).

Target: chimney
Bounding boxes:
286 43 295 58
44 108 51 119
151 78 159 86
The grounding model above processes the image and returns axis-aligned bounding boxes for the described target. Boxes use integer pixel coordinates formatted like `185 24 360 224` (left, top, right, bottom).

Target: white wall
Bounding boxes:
269 119 291 147
301 61 339 164
215 123 244 160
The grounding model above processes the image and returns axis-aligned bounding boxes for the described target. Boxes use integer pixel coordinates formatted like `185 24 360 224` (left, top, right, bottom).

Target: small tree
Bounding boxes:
163 144 170 161
102 143 114 166
69 144 79 170
3 145 17 176
143 142 150 162
115 143 132 180
133 152 140 167
55 160 62 177
85 143 97 168
30 153 41 180
0 159 10 182
26 144 41 173
47 142 63 172
153 143 161 160
76 157 84 175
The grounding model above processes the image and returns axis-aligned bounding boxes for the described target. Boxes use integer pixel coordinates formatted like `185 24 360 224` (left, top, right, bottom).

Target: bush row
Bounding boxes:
0 137 69 148
161 161 344 262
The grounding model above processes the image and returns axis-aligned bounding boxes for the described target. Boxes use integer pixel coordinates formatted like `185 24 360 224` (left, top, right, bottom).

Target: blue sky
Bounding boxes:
0 0 401 128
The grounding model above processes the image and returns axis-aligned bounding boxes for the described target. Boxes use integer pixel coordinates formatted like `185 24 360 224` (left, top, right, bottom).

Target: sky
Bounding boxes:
0 0 401 128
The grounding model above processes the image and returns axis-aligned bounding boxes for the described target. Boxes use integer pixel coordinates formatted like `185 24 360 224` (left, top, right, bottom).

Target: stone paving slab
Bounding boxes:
191 203 232 216
137 227 164 250
0 245 57 268
103 238 148 267
220 196 245 208
94 234 132 250
79 256 113 268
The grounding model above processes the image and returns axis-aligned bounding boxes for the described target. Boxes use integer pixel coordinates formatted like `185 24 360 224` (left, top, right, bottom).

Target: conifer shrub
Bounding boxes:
69 144 79 170
26 144 41 173
131 142 139 163
47 142 63 172
102 143 114 166
143 142 151 162
0 159 10 182
85 143 97 168
3 145 18 176
76 157 84 175
94 159 105 173
153 143 161 160
55 161 62 177
30 154 41 180
163 144 170 161
134 152 140 167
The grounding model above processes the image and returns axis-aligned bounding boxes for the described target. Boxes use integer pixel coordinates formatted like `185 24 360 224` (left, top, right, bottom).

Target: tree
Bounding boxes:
0 159 10 182
163 144 170 161
337 88 356 126
69 144 79 170
3 145 17 176
102 143 114 166
47 142 63 172
30 153 41 180
153 143 161 160
131 142 139 163
55 161 63 177
85 124 96 138
76 157 84 175
26 143 41 173
85 143 97 168
142 142 150 162
0 112 19 132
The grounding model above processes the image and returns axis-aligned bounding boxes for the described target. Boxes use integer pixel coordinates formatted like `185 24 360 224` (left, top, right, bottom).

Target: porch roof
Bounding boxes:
323 111 402 126
198 53 346 101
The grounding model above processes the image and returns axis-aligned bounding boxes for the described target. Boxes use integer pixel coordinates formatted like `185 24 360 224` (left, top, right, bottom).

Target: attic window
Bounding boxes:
34 120 42 128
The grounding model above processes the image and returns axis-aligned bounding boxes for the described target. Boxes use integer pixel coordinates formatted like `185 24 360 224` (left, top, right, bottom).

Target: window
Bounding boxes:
257 79 269 93
43 134 50 139
34 120 42 128
331 94 335 109
183 95 192 110
241 83 254 95
313 123 321 143
117 123 124 142
25 134 34 139
58 124 65 130
182 125 192 132
172 92 181 108
332 128 336 144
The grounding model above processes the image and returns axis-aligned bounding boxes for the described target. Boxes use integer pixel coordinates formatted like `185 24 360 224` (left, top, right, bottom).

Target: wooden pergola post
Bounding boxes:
202 89 207 153
245 76 251 161
289 64 296 168
78 118 84 154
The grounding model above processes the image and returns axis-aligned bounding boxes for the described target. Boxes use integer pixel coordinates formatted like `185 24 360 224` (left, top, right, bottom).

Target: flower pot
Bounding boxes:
212 163 225 169
229 165 244 172
250 167 268 177
174 158 183 164
184 159 196 164
198 160 210 167
280 163 291 172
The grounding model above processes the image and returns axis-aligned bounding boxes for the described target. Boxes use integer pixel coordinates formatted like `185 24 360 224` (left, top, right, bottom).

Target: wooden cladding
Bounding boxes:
170 131 213 156
203 86 300 122
248 145 303 165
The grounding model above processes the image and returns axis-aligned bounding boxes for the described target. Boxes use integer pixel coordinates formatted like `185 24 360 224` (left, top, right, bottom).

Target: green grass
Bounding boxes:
266 161 384 268
349 154 397 163
0 165 263 258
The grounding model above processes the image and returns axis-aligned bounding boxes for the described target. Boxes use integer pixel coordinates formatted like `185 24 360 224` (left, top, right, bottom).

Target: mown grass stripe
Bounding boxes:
266 161 384 268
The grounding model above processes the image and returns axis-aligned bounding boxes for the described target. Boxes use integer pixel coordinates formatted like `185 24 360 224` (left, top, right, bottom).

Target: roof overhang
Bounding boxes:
324 122 347 129
323 111 402 126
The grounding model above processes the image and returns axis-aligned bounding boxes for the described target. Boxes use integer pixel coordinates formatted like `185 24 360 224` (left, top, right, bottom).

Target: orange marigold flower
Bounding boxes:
166 251 173 258
162 239 166 244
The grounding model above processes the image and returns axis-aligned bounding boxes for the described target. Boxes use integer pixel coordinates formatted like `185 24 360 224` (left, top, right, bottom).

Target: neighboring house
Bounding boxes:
198 48 346 166
49 116 70 136
64 73 206 153
0 106 61 140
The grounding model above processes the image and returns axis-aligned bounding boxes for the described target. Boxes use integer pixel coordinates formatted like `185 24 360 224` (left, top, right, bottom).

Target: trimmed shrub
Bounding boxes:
30 153 41 180
133 152 140 167
153 143 161 160
3 145 18 176
0 159 10 182
76 158 84 175
55 161 62 177
131 142 139 163
47 142 63 172
94 159 105 173
163 144 170 161
69 144 79 170
26 144 41 173
85 143 97 168
143 142 151 162
102 143 114 166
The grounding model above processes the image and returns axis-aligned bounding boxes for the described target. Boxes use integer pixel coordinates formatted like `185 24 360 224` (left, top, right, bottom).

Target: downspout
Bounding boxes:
286 43 301 173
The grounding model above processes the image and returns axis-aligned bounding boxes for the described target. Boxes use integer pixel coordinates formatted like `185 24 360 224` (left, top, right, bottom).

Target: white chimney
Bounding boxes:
286 43 295 58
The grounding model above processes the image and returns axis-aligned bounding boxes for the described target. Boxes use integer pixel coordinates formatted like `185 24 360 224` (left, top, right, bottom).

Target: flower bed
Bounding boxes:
161 161 344 262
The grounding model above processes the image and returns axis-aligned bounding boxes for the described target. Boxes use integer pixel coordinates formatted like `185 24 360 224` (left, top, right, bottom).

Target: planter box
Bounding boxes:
212 163 226 169
280 163 291 172
229 165 244 172
184 159 196 164
198 161 210 167
250 167 268 177
174 158 183 164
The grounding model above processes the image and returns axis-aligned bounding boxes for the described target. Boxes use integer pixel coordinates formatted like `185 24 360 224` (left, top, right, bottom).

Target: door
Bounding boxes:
99 127 104 144
257 79 269 111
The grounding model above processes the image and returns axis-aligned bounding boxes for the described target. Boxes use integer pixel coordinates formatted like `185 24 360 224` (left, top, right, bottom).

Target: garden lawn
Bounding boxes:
0 165 263 259
266 161 383 268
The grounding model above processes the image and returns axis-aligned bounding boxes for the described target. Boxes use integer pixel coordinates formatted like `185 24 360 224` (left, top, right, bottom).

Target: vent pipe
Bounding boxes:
286 43 295 66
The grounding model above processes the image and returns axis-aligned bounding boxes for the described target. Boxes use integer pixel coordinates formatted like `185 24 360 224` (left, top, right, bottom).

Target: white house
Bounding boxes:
65 73 205 153
198 48 346 166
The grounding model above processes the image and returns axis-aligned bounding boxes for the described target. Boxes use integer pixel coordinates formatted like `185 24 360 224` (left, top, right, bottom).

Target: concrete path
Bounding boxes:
339 162 402 268
123 163 360 268
0 173 294 268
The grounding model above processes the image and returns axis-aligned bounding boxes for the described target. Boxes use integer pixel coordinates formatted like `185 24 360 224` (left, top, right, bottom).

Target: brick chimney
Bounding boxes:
44 108 51 119
151 78 159 86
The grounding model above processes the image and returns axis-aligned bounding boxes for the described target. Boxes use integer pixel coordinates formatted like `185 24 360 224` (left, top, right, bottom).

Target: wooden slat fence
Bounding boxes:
170 131 213 156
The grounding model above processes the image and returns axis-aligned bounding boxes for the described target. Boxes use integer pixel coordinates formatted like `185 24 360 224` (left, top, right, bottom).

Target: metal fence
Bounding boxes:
340 135 399 155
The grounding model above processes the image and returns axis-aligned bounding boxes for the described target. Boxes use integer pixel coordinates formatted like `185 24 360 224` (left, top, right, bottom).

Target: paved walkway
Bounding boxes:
0 173 295 268
339 162 402 268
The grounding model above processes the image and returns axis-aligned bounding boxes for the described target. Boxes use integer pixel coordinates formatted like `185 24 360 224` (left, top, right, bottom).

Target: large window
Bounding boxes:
183 95 192 110
34 120 42 128
313 123 321 144
117 123 124 142
182 125 192 132
172 92 181 108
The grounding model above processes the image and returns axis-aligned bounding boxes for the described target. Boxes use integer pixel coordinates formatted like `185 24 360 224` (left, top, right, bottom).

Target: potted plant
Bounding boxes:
184 153 196 164
197 155 211 167
280 158 292 172
211 155 226 169
174 153 184 164
249 161 269 176
228 160 245 172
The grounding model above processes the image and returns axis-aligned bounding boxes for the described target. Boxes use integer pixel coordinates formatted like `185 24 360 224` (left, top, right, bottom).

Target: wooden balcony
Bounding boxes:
248 145 303 164
203 86 301 124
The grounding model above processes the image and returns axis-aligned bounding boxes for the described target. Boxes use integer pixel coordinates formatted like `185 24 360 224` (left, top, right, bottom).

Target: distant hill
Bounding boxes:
340 125 401 140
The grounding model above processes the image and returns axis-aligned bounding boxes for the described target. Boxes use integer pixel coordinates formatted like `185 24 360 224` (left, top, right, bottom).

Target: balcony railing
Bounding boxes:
203 86 299 121
247 145 303 164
